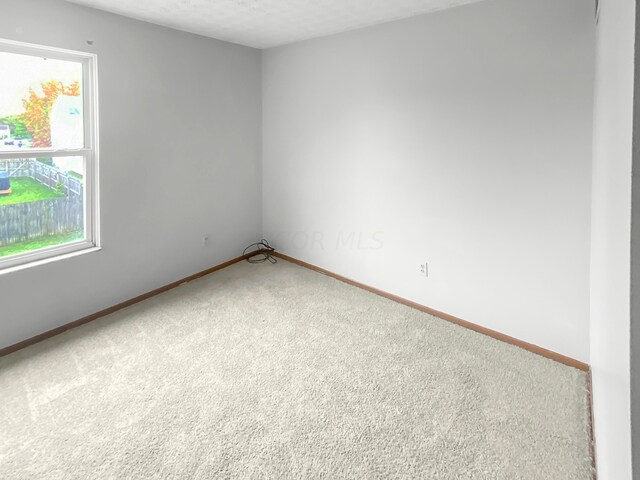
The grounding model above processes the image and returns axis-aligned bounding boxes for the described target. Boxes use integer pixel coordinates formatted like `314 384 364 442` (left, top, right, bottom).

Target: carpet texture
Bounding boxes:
0 260 593 479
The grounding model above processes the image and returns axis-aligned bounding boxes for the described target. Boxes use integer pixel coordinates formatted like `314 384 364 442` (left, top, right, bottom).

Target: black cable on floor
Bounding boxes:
243 239 277 264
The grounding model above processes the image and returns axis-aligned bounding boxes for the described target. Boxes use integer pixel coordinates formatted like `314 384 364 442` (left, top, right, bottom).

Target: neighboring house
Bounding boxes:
0 124 10 140
50 95 84 175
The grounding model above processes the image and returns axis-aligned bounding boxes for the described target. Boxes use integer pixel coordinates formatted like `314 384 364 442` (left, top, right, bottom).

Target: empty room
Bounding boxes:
0 0 637 478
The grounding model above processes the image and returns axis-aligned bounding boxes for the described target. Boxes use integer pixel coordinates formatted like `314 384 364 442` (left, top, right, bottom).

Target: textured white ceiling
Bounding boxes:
64 0 485 49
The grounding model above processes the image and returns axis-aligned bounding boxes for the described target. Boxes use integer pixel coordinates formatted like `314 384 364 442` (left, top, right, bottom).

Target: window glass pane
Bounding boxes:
0 52 84 151
0 157 85 257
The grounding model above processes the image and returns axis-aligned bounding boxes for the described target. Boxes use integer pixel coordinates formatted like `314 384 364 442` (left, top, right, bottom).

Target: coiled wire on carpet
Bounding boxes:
243 239 277 264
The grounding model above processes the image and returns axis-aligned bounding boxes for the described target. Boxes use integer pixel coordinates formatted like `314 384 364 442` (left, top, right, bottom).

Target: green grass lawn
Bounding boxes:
0 231 84 258
0 177 64 206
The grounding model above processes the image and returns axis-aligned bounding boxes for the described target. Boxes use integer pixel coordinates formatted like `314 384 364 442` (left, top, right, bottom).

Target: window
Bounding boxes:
0 39 98 270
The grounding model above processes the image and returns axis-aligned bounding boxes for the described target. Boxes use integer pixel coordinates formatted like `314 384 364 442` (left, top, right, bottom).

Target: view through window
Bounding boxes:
0 41 97 267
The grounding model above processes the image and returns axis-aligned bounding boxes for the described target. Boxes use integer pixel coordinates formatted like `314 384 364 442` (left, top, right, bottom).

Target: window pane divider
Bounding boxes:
0 149 91 160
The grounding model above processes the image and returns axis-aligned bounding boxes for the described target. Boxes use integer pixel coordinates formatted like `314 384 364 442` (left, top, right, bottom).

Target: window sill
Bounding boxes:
0 244 102 276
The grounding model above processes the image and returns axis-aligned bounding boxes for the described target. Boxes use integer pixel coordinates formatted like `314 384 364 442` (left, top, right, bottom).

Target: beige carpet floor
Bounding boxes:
0 259 593 479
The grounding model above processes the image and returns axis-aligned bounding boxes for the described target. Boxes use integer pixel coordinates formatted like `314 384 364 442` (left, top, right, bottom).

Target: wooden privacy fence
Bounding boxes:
0 159 84 246
1 160 83 197
0 195 83 246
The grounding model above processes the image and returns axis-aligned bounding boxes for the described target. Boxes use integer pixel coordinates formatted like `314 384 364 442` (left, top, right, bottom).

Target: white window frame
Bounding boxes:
0 38 100 272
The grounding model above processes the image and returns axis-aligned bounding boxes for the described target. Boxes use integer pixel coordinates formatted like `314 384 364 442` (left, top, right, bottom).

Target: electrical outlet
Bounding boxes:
418 262 428 278
203 235 211 247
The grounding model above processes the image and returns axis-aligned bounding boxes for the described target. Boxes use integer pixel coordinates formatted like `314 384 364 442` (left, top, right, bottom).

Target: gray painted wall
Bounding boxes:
262 0 595 362
0 0 263 349
590 0 636 477
631 1 640 475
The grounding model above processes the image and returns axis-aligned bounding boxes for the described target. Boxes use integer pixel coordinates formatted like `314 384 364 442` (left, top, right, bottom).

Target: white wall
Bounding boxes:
0 0 262 349
262 0 595 362
590 0 636 478
633 3 640 473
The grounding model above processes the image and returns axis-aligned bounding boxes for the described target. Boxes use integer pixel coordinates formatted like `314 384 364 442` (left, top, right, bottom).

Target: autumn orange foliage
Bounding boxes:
21 81 80 148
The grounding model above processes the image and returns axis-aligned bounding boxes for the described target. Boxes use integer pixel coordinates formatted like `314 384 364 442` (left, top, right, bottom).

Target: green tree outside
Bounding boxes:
0 115 32 139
